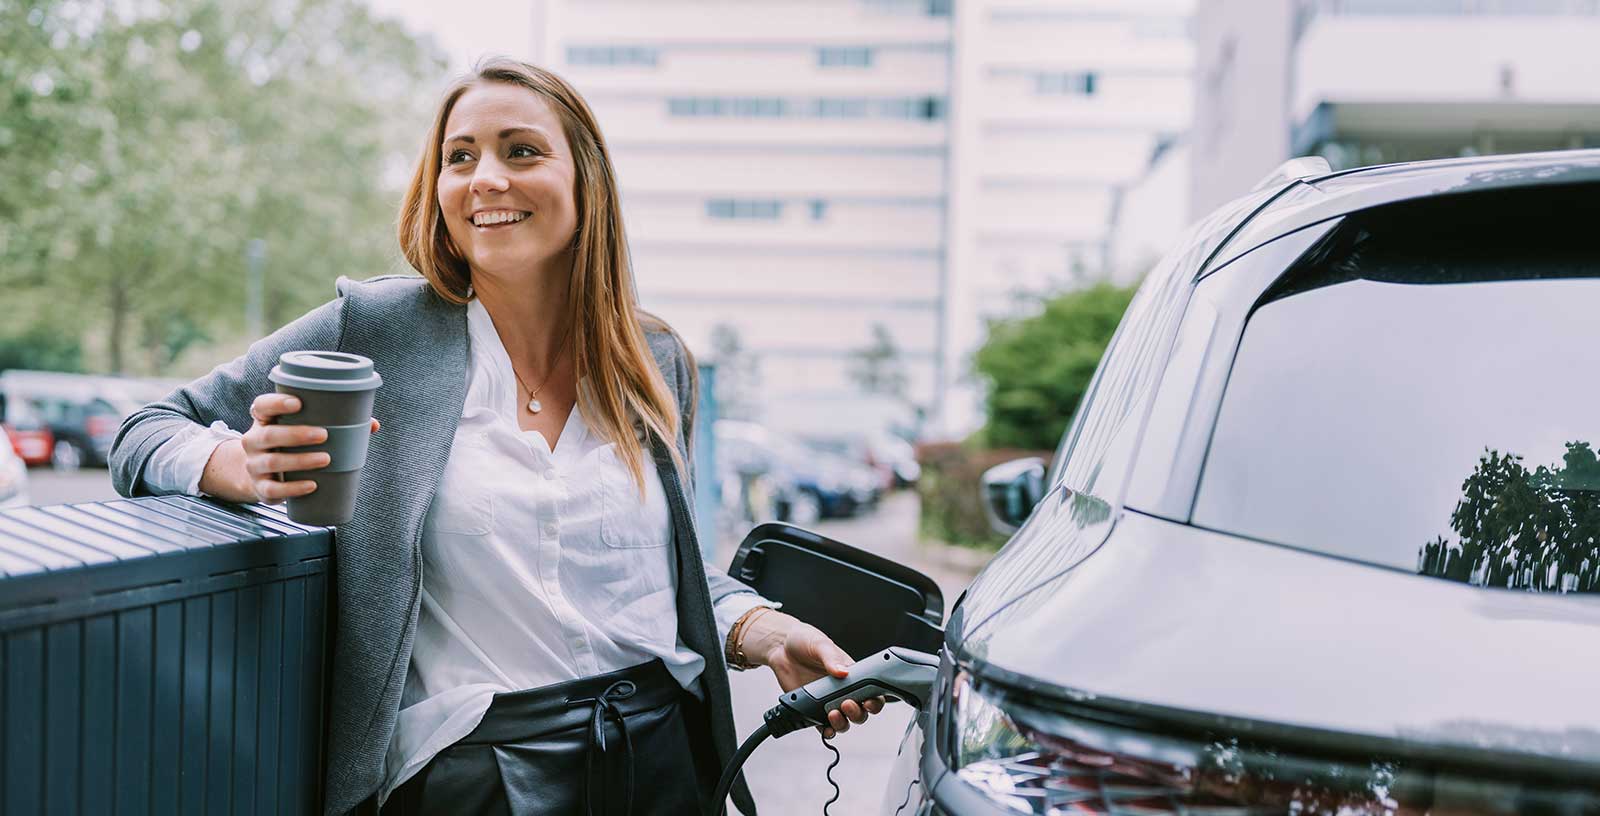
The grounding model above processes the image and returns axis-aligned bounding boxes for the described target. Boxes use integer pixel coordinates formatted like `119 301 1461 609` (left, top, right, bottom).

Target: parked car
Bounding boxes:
714 420 878 526
739 151 1600 815
0 428 30 508
0 370 147 470
0 393 54 467
805 430 921 490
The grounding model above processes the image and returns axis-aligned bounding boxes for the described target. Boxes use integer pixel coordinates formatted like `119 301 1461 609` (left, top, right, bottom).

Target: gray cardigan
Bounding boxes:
110 274 758 815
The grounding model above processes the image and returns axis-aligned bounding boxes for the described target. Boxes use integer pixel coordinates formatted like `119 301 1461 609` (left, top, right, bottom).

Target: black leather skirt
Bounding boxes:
380 659 720 816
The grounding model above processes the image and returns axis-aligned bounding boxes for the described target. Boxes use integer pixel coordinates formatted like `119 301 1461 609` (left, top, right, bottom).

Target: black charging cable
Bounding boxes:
710 700 815 816
708 648 940 816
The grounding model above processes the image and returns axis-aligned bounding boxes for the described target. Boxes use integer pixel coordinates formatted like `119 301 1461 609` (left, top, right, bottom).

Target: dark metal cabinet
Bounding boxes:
0 497 333 815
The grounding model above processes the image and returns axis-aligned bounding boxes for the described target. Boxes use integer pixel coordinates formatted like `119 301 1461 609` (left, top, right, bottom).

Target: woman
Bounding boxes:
109 58 880 815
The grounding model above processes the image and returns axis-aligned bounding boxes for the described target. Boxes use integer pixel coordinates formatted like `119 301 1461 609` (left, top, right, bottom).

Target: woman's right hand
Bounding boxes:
199 393 378 504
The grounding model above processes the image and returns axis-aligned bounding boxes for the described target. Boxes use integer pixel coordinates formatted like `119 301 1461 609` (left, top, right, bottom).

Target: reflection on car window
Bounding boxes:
1418 442 1600 592
1194 278 1600 593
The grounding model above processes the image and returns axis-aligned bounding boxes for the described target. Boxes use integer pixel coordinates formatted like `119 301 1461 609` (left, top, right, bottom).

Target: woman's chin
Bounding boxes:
466 251 561 282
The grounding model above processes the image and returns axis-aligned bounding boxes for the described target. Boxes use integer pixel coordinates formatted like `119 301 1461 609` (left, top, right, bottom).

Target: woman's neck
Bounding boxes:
472 267 572 373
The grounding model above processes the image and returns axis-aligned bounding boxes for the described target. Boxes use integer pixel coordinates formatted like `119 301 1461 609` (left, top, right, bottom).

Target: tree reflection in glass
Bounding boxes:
1418 442 1600 593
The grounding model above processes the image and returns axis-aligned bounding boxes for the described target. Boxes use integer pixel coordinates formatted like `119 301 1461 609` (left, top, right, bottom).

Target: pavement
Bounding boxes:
718 493 984 816
21 466 119 506
21 470 990 815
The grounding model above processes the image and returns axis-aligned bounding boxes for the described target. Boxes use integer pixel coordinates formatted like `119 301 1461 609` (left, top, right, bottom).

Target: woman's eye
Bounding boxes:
509 144 542 159
444 148 473 166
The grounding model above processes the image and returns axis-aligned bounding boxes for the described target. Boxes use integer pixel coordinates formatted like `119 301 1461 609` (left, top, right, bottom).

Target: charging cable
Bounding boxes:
708 647 940 816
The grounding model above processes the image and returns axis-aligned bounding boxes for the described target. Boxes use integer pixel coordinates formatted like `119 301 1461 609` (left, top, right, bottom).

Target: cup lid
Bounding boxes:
269 351 383 392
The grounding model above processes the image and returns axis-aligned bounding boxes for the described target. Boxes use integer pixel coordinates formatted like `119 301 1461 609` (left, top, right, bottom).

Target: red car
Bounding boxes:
0 395 55 467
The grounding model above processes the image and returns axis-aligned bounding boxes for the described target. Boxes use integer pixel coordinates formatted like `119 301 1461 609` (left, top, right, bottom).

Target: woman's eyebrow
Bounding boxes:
443 126 548 145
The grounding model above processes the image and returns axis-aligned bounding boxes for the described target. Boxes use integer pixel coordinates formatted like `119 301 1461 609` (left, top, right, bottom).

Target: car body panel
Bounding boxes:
0 435 30 507
1199 148 1600 282
954 510 1600 772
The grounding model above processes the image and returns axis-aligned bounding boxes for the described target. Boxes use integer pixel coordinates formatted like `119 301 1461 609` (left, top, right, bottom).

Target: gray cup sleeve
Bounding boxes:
281 422 372 473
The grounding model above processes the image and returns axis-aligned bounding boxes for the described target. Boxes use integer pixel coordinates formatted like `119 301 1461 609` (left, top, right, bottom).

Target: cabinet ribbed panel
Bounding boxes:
0 498 333 815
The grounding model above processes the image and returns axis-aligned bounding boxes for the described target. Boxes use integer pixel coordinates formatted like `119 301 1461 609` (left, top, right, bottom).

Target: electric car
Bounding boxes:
734 150 1600 816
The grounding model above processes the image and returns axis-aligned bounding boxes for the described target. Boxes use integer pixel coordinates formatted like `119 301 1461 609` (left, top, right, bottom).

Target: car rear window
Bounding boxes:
1193 187 1600 593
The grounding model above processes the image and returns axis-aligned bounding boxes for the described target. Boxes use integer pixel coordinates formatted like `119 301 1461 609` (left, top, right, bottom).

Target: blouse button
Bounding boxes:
543 468 557 480
543 522 558 537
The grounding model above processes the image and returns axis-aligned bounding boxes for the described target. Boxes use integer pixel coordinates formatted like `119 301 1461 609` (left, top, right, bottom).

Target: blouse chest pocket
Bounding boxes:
424 432 496 536
599 447 671 549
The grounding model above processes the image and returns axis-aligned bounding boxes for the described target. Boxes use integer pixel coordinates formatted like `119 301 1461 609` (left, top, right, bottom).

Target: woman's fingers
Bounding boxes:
841 699 868 724
247 451 331 477
828 710 849 733
250 393 302 424
249 424 328 451
253 477 318 502
865 697 885 715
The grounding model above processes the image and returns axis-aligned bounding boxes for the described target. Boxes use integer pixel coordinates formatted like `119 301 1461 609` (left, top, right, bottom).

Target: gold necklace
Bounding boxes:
509 329 570 414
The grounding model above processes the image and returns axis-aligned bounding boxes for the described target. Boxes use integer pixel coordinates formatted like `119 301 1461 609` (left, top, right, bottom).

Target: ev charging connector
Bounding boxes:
709 647 940 816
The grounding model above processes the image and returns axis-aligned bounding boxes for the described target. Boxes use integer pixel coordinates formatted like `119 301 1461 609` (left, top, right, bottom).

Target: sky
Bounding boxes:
360 0 539 72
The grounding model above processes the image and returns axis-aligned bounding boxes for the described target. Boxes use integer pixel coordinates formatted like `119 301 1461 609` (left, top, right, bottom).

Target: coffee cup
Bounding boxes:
268 351 383 525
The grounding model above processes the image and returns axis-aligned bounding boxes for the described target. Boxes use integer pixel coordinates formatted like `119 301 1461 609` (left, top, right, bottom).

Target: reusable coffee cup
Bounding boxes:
268 351 383 526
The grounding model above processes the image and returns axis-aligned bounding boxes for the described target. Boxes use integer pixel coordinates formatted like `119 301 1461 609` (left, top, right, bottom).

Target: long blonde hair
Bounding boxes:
398 57 685 490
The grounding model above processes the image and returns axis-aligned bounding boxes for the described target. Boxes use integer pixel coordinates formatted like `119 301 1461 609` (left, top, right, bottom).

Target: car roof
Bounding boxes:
1198 148 1600 280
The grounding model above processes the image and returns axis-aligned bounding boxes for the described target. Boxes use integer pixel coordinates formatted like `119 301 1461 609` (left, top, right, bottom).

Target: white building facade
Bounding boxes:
536 0 1194 438
537 0 952 437
943 0 1193 432
1193 0 1600 218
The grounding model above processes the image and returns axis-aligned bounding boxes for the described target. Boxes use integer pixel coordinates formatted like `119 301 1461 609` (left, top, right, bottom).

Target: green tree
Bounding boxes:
848 322 909 401
1419 442 1600 593
0 0 445 375
973 282 1135 450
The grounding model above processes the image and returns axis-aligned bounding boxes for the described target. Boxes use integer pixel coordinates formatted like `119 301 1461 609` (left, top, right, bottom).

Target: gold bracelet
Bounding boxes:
726 606 773 671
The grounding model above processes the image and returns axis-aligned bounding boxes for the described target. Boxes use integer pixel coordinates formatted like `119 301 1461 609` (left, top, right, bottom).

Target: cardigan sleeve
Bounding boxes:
109 296 346 498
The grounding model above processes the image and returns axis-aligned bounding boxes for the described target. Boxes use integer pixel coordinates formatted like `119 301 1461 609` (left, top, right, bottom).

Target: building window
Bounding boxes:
707 199 783 220
813 98 869 118
566 46 659 67
731 98 786 117
810 200 828 221
926 0 952 15
1034 71 1097 96
667 96 943 120
818 47 873 67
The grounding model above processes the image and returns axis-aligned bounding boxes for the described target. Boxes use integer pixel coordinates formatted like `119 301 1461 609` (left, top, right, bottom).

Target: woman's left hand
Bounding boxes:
738 609 886 738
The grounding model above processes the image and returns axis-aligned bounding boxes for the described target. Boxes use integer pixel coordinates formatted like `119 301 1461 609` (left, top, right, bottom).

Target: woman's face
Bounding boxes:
436 82 579 286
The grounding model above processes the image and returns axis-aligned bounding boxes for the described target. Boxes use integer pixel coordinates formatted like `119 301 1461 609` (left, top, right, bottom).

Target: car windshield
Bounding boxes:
1194 197 1599 594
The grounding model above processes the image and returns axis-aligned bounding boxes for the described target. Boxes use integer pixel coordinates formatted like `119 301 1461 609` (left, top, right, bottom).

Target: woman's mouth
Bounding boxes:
471 210 530 230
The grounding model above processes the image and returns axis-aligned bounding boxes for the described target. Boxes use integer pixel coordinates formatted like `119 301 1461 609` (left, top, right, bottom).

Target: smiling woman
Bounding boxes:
113 58 883 816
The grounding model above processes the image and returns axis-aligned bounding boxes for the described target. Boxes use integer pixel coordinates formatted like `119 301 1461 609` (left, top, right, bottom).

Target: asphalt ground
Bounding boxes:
717 493 981 816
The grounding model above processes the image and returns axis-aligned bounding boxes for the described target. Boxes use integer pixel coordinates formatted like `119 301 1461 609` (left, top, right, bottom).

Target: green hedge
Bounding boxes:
974 282 1135 451
916 442 1052 551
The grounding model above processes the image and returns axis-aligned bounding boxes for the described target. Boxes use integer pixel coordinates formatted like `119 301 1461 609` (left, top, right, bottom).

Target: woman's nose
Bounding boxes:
469 161 510 196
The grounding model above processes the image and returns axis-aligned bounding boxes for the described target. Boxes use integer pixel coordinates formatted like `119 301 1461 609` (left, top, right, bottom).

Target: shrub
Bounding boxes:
974 282 1135 451
916 441 1052 551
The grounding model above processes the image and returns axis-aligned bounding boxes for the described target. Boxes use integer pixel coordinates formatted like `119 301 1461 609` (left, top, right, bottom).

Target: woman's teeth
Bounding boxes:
473 211 528 226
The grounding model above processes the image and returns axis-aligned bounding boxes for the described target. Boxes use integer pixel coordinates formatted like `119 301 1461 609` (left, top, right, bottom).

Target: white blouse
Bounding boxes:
143 298 771 806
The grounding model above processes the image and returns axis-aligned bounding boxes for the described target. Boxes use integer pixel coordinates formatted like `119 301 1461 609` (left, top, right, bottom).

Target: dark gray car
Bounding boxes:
858 150 1600 814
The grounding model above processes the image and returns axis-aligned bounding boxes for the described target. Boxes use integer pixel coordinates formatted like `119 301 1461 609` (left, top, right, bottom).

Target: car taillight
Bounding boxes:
87 415 118 437
946 671 1600 815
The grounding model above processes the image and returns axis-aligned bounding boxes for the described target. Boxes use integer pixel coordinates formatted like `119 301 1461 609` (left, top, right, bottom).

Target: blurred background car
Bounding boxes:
0 393 55 468
0 427 31 508
714 420 882 530
802 430 921 491
0 371 175 471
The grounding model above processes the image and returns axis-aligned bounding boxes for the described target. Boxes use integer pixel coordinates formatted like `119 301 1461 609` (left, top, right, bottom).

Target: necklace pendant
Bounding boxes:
528 398 543 414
